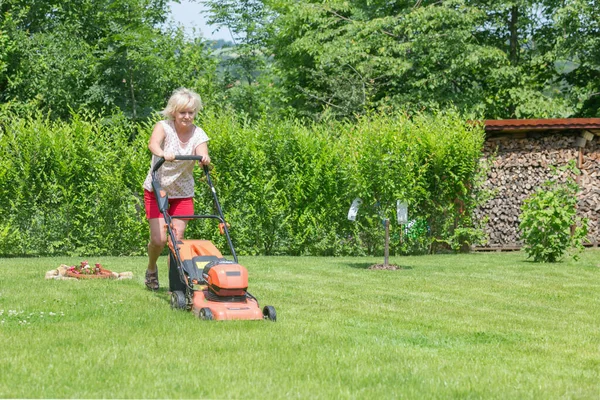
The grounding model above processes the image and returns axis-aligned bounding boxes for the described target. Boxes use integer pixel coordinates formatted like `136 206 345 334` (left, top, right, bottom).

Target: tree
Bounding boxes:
205 0 273 84
204 0 283 119
0 15 99 116
267 0 577 119
555 0 600 117
0 0 218 120
464 0 575 118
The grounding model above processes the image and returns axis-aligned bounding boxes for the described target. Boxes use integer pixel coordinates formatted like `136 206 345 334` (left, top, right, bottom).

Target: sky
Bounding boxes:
168 0 233 41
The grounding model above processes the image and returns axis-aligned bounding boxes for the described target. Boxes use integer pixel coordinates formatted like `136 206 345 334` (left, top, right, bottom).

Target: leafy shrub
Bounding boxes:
0 109 485 256
0 110 148 256
519 162 588 262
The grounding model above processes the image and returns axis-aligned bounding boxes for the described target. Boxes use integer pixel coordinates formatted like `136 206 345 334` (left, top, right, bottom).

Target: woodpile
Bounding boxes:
578 139 600 243
476 133 600 247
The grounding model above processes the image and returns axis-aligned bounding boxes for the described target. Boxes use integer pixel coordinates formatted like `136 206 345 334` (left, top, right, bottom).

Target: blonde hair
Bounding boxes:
160 88 203 119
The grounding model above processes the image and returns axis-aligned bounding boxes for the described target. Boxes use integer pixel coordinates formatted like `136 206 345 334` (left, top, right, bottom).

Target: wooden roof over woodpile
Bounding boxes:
484 118 600 134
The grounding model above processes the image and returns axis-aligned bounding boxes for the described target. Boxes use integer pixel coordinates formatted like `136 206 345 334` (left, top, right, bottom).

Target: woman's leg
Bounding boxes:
147 218 187 271
145 196 191 290
147 217 167 272
171 218 188 241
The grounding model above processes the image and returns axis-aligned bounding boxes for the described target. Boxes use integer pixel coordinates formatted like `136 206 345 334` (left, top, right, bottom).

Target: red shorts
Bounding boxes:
144 190 194 219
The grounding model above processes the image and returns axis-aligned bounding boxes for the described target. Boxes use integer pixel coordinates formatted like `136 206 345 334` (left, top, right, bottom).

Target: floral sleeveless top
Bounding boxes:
142 120 209 198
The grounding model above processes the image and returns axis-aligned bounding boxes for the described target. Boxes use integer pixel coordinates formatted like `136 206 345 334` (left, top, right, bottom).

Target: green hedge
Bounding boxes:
0 111 148 256
0 110 485 256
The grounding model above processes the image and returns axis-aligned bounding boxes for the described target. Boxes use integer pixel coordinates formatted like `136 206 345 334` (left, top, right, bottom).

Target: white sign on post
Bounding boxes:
396 201 408 225
347 198 362 221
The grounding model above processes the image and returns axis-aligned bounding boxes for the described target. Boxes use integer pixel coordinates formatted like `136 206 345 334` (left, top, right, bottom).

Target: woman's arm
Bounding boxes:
194 142 211 165
148 122 174 161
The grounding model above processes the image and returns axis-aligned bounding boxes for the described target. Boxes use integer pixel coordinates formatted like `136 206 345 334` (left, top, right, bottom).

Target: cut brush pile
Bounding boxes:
45 261 133 280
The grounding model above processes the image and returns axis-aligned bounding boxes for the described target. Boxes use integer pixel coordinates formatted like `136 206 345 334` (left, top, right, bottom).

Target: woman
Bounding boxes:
141 88 211 290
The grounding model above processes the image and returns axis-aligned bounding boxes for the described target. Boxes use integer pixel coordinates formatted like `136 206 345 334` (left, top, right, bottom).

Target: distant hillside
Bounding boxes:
208 38 234 50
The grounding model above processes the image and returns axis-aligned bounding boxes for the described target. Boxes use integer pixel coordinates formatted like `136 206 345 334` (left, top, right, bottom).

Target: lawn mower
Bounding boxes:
151 155 276 321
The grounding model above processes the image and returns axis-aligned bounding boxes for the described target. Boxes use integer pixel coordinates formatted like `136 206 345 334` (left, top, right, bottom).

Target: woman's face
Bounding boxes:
174 106 196 127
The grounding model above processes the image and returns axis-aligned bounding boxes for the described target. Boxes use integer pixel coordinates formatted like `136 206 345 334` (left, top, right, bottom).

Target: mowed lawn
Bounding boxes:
1 251 599 399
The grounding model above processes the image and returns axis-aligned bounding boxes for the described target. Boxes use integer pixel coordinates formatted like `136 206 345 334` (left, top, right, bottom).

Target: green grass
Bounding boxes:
1 251 599 399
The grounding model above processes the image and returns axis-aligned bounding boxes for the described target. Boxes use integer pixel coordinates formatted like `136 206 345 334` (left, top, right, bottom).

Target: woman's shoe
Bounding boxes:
144 269 159 291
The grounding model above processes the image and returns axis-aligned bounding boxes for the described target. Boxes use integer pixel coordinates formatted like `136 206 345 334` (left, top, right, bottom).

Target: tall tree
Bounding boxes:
268 0 576 119
555 0 600 117
0 0 217 119
205 0 273 84
465 0 573 118
203 0 283 119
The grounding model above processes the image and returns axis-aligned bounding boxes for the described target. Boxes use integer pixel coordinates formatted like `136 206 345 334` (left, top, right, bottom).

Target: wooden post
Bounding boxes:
384 219 390 267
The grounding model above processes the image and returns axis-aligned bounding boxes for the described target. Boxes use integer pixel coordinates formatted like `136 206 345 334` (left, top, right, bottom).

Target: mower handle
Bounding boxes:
150 153 236 262
174 155 204 161
151 155 205 174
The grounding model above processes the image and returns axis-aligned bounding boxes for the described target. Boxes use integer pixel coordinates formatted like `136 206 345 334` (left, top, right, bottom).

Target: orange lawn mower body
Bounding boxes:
152 155 276 322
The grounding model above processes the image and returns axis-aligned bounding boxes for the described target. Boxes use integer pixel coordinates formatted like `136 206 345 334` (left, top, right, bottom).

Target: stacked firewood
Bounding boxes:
578 139 600 243
475 134 599 247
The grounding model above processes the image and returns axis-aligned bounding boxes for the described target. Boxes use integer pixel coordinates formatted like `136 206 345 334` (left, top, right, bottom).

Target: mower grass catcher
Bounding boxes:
152 155 276 322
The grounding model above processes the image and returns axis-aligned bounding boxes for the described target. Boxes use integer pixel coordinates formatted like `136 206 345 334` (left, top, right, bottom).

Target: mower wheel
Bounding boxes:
199 307 213 320
263 305 277 321
170 291 187 310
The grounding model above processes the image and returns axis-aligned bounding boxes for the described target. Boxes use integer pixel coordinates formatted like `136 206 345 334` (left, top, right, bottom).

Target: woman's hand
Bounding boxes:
163 152 175 161
200 154 211 166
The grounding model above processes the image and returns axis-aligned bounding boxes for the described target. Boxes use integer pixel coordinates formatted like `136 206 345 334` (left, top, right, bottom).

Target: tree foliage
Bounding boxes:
267 0 586 119
0 0 217 119
554 0 600 117
2 0 598 120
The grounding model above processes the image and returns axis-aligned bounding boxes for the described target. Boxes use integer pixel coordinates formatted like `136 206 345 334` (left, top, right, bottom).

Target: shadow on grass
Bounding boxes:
147 286 172 305
345 262 413 270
